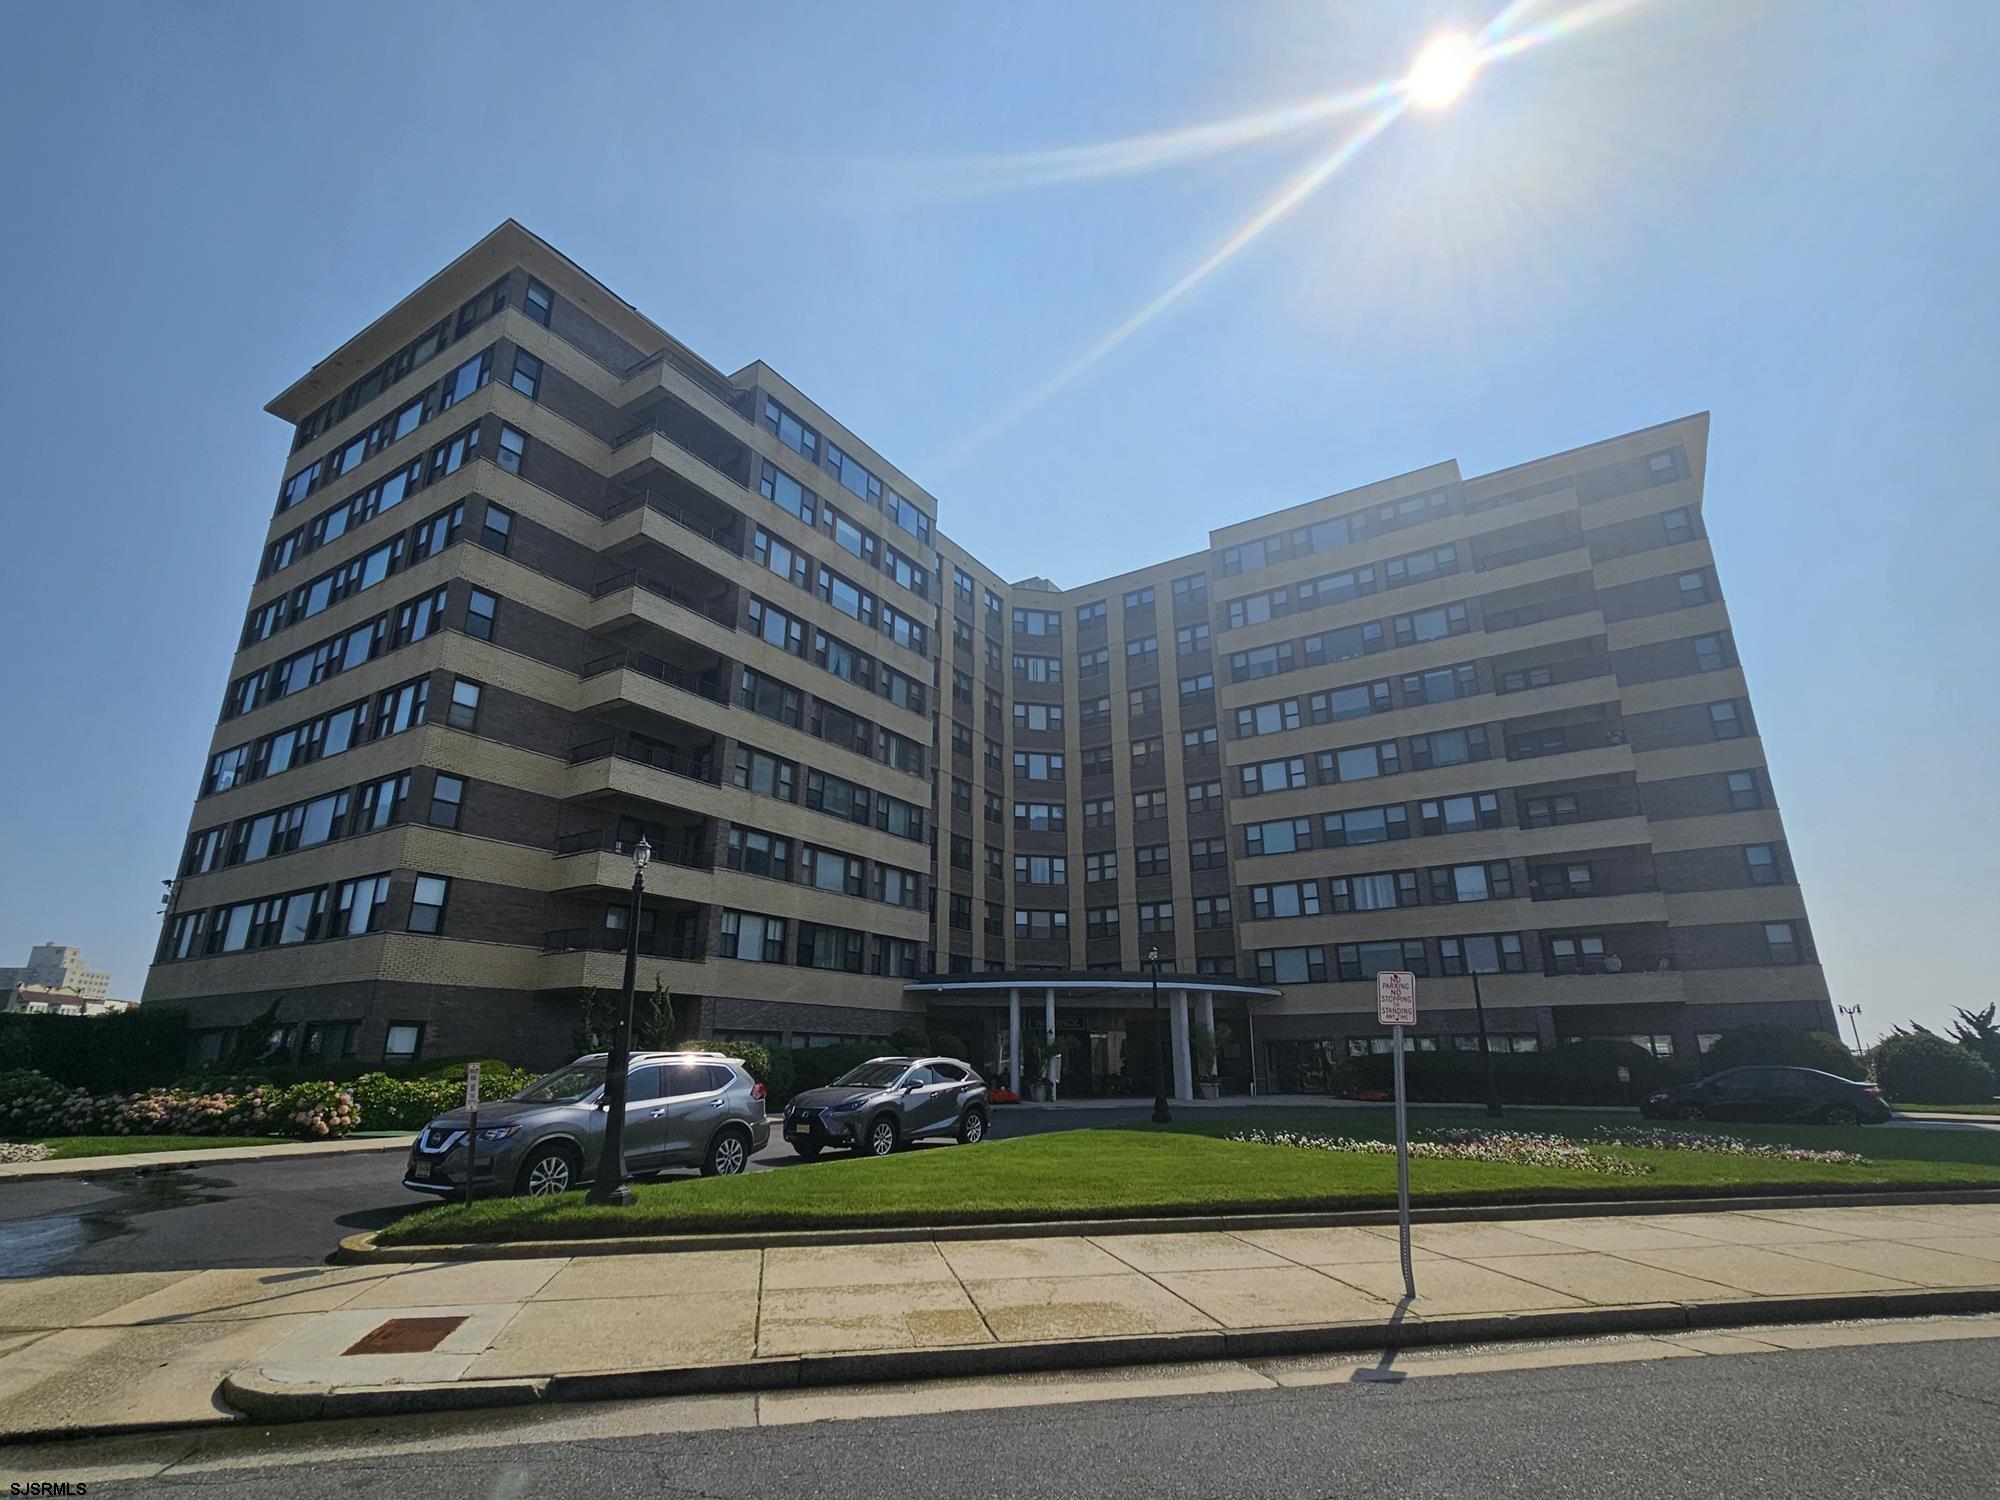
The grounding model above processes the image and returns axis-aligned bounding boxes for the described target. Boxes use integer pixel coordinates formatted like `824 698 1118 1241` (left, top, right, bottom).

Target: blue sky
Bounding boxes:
0 1 1993 1040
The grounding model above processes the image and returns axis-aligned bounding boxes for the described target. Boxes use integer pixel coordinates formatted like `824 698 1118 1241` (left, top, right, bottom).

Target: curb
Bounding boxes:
338 1185 2000 1263
0 1137 415 1184
201 1285 2000 1430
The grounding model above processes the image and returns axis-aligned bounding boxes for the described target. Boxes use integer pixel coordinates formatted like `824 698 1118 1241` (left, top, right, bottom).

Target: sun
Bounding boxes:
1406 31 1482 109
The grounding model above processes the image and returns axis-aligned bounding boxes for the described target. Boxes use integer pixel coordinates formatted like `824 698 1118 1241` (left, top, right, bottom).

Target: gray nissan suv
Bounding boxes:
405 1051 770 1198
783 1056 990 1157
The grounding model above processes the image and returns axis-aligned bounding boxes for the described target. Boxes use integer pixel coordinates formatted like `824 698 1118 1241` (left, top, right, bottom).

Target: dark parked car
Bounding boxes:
405 1050 770 1197
783 1056 989 1157
1642 1066 1892 1126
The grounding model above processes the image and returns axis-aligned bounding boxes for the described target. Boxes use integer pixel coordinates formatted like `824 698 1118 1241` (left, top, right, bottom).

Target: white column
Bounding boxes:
1008 988 1021 1094
1171 988 1194 1101
1044 987 1057 1040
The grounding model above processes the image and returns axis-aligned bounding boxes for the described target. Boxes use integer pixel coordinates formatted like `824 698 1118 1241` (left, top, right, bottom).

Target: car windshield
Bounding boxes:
510 1062 607 1103
832 1062 908 1089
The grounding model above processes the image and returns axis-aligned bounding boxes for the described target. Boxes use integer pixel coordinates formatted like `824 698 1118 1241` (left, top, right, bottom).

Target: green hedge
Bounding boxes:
1871 1034 1997 1104
1703 1026 1859 1075
1336 1040 1682 1106
0 1009 192 1093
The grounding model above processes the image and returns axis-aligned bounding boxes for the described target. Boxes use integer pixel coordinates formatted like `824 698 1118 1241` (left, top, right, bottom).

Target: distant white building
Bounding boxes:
0 944 114 1005
6 986 135 1017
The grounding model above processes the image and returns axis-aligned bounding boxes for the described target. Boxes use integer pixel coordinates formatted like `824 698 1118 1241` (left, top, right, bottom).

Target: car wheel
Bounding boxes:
515 1143 580 1197
1674 1104 1706 1123
1821 1105 1860 1128
862 1116 899 1157
957 1107 988 1145
702 1127 751 1177
792 1141 823 1159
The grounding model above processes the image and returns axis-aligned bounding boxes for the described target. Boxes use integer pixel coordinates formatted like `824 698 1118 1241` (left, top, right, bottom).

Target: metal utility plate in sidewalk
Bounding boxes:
343 1316 467 1356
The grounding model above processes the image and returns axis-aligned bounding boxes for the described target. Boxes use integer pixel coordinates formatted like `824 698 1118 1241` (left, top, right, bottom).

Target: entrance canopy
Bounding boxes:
904 971 1283 1100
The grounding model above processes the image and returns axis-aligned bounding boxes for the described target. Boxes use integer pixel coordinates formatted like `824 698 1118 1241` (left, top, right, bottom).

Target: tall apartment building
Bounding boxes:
144 221 1832 1088
0 944 112 1002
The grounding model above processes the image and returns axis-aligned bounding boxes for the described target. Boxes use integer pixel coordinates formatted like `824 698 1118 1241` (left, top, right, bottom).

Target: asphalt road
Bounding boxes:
0 1104 1152 1276
19 1332 1999 1497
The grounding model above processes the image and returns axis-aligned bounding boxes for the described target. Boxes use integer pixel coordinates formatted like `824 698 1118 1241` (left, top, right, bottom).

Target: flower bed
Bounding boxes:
1227 1124 1870 1175
0 1068 355 1140
0 1142 53 1164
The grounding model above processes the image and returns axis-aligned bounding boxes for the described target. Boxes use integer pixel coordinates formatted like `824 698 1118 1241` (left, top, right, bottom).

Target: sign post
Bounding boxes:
1375 970 1418 1302
462 1064 482 1216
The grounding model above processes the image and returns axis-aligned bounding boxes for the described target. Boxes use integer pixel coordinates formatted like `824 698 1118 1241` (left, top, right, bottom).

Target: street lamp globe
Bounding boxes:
634 836 652 870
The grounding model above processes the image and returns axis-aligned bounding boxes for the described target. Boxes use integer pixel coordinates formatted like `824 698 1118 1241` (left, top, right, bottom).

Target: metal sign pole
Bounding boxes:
464 1061 482 1209
1392 1023 1414 1301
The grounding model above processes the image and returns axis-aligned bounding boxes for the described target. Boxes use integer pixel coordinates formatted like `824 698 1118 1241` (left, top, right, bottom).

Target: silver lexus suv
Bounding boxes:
405 1051 771 1198
782 1056 990 1157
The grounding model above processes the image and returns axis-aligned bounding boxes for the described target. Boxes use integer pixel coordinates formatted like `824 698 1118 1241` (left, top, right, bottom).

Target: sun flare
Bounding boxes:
1406 32 1483 109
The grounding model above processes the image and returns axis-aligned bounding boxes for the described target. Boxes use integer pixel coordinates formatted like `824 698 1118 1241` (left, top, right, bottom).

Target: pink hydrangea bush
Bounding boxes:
0 1070 356 1140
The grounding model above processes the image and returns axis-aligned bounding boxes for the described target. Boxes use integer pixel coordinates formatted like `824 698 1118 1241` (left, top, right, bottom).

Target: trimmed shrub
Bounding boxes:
347 1065 537 1130
1871 1034 1997 1104
786 1042 889 1098
1703 1026 1859 1076
0 1009 192 1093
1338 1040 1679 1107
678 1039 795 1105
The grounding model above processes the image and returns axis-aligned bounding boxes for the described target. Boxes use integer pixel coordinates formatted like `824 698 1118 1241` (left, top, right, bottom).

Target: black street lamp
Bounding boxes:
1148 946 1172 1125
1469 965 1503 1119
587 835 651 1206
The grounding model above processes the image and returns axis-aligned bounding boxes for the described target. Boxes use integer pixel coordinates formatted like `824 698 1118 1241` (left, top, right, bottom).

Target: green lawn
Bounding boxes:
9 1135 281 1160
378 1110 2000 1247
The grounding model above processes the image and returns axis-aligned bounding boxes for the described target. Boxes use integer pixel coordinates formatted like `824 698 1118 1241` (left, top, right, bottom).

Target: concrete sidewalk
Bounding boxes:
0 1135 416 1182
1 1200 1999 1439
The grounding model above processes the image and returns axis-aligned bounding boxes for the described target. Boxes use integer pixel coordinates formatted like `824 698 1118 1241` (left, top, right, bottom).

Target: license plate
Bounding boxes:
412 1162 434 1180
784 1123 801 1138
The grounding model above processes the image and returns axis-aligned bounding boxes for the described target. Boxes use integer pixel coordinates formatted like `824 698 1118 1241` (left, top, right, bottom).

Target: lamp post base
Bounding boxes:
1152 1099 1173 1125
587 1182 636 1208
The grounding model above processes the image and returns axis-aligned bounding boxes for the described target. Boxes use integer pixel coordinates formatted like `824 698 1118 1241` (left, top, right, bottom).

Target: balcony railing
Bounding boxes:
607 419 745 488
1527 875 1661 902
591 568 735 627
1543 953 1677 977
553 828 711 867
1473 537 1589 574
621 346 741 407
565 736 723 784
541 927 706 961
601 489 740 553
578 648 727 704
1483 597 1597 633
1506 727 1626 762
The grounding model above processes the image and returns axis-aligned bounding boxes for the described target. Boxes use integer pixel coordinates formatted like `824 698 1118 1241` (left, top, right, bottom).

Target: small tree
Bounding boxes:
635 976 676 1050
220 996 287 1071
572 987 613 1054
1871 1033 1998 1104
1947 1005 2000 1076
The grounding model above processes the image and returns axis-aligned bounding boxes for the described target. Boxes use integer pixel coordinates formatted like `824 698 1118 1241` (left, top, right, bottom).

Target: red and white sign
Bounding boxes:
1375 970 1418 1026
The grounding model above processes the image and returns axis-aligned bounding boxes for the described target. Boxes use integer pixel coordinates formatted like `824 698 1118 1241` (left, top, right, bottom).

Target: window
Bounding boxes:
1178 673 1214 703
480 503 514 554
408 875 449 934
951 777 973 814
985 844 1004 879
1420 793 1501 836
1183 726 1219 757
1400 665 1477 708
1188 836 1228 871
1765 921 1801 964
1250 882 1321 919
1440 934 1527 975
1325 742 1400 783
1013 653 1061 683
1138 902 1174 934
1130 736 1164 769
466 589 497 641
1694 633 1730 672
1085 851 1119 884
1077 647 1110 677
446 679 481 730
1336 940 1429 981
509 350 543 398
1135 845 1170 879
1176 623 1210 656
1678 571 1710 607
1313 681 1392 724
1194 895 1231 929
1014 909 1068 940
949 893 972 930
1745 844 1780 885
1431 861 1514 903
1083 798 1115 831
1519 792 1579 828
428 775 464 829
1172 573 1207 606
1122 586 1156 611
1709 700 1749 740
1240 756 1308 796
722 909 787 963
727 828 793 880
984 901 1004 937
1132 789 1168 821
1013 702 1063 732
494 423 525 474
1014 800 1065 832
1410 727 1486 770
1237 699 1301 738
1013 751 1064 781
1128 685 1162 719
1662 507 1694 545
1186 780 1223 815
1256 947 1326 984
335 874 392 936
438 350 491 410
410 502 463 563
1244 816 1314 856
1330 872 1419 913
1012 608 1061 637
384 1023 425 1062
1086 906 1120 939
1391 605 1467 647
1125 636 1159 666
1546 935 1607 974
1014 855 1067 886
1728 770 1764 810
1081 746 1114 778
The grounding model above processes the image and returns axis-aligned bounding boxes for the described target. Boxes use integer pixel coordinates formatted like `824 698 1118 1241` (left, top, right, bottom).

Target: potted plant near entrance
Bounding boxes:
1192 1023 1225 1099
1021 1033 1054 1102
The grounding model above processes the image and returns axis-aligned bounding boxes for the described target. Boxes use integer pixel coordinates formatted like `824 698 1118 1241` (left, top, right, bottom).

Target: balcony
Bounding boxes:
540 927 706 961
554 827 710 867
1544 952 1676 977
591 568 736 631
1473 537 1589 574
601 489 742 557
565 735 722 784
1527 872 1661 903
578 647 727 705
1484 596 1597 634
